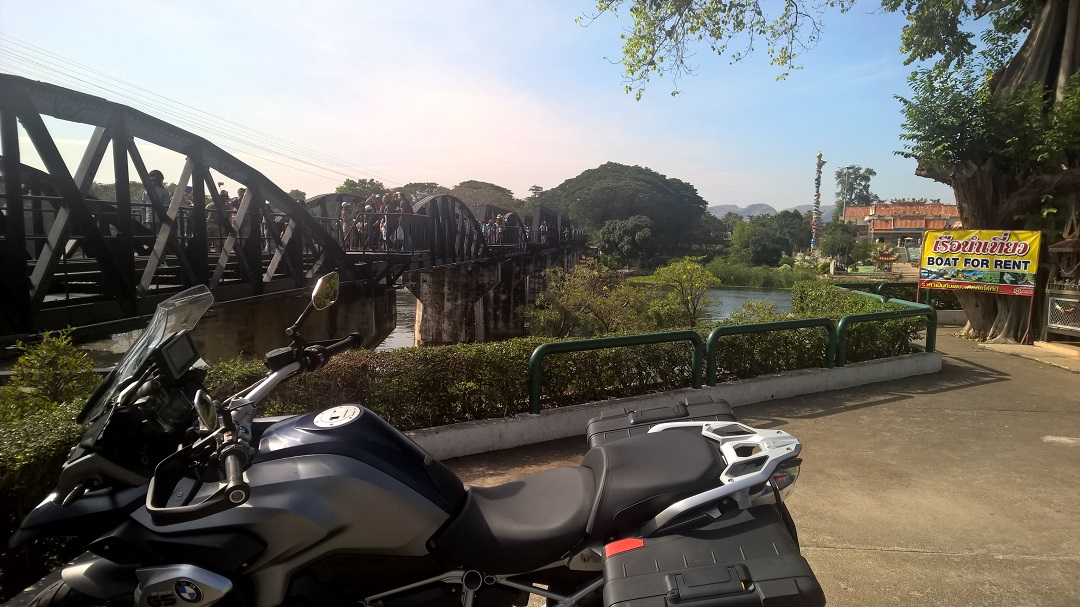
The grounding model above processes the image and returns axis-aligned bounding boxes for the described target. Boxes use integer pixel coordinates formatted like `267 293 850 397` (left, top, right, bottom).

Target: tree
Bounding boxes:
833 165 881 220
819 220 859 264
399 182 450 202
89 180 145 202
449 180 523 211
774 209 811 253
336 178 386 197
584 1 850 98
650 257 722 326
599 215 658 266
536 162 708 248
691 212 729 250
590 0 1080 342
524 261 656 336
731 216 787 265
287 189 307 202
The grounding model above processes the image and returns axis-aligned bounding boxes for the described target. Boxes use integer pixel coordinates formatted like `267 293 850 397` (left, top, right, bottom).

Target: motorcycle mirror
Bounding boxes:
311 272 340 311
194 389 218 431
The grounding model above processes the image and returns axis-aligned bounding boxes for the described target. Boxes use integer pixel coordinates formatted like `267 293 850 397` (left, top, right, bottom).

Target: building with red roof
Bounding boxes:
842 199 961 244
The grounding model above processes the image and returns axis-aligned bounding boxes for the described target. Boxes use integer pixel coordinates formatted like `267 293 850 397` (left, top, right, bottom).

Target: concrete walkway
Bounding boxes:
447 329 1080 607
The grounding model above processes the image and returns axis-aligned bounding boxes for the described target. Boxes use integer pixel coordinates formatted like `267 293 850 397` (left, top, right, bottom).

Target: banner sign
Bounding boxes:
919 230 1041 297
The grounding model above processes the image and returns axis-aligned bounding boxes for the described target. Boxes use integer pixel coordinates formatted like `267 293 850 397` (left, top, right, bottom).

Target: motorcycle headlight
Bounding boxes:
771 458 801 496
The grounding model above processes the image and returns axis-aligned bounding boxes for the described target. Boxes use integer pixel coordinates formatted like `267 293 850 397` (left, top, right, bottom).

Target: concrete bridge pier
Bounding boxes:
404 264 501 346
405 245 584 347
476 266 528 342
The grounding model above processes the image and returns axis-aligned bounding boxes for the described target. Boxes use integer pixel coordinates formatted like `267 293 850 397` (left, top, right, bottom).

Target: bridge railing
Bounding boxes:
527 287 936 412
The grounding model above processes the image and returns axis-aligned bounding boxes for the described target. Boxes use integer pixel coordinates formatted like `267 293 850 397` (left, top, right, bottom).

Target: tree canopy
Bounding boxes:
599 214 658 265
399 182 450 202
336 178 386 198
833 165 880 220
535 162 708 246
448 180 526 213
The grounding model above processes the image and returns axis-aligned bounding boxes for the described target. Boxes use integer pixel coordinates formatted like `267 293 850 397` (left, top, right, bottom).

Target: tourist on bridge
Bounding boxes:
360 204 376 250
142 169 170 234
397 192 414 250
230 188 254 245
340 201 356 250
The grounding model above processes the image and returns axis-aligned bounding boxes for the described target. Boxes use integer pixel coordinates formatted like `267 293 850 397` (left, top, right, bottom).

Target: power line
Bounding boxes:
0 33 397 179
0 34 411 188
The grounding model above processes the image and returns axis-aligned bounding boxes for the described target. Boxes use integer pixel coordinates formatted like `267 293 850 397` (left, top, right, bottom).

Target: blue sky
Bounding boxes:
0 1 956 210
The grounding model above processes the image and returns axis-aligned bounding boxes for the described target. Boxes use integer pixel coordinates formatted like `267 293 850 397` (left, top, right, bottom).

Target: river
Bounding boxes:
376 287 792 350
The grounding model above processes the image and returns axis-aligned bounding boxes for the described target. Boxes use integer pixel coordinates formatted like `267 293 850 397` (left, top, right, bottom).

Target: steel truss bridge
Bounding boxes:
0 74 581 345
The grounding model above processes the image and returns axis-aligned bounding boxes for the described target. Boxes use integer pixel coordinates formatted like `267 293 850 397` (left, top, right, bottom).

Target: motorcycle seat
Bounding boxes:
431 431 724 573
581 429 725 540
432 465 595 573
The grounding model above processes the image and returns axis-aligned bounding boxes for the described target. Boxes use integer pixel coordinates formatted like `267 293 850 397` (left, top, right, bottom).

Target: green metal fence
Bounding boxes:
526 285 938 412
527 331 705 414
835 288 938 366
705 319 837 386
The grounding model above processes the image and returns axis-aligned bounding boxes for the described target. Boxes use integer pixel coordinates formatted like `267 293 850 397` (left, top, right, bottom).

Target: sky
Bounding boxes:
0 1 957 210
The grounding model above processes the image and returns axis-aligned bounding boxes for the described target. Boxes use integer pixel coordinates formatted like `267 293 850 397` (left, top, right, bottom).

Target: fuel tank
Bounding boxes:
254 405 465 515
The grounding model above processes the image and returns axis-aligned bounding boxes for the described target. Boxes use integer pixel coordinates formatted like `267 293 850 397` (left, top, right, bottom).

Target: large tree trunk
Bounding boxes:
948 159 1033 342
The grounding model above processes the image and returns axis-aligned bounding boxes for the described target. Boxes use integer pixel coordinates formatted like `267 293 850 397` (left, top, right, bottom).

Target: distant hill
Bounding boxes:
707 203 777 218
793 204 836 223
707 203 836 222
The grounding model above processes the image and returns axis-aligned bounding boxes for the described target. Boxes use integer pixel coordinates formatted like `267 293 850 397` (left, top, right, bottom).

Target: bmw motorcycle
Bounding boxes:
11 273 824 607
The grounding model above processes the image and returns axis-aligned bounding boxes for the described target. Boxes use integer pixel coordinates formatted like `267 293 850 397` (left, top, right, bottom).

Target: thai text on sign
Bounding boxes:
920 230 1041 297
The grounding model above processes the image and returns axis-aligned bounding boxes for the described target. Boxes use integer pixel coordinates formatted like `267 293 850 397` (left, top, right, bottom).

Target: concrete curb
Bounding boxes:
409 351 943 460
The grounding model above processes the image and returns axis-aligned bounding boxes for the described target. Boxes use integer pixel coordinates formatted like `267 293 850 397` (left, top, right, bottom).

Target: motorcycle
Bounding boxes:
11 273 824 607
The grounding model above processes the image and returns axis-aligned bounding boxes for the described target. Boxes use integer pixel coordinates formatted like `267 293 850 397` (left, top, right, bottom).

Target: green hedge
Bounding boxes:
791 281 925 363
205 338 696 430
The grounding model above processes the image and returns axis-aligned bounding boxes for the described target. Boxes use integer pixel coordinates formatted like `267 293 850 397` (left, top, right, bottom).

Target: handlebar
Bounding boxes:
146 331 362 525
220 445 250 506
324 332 363 357
301 332 363 372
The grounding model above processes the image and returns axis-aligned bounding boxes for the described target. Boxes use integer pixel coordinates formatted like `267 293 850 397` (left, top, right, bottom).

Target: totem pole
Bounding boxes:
810 151 826 251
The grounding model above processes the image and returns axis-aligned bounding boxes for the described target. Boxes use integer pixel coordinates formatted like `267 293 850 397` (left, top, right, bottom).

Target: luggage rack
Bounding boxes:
640 421 801 535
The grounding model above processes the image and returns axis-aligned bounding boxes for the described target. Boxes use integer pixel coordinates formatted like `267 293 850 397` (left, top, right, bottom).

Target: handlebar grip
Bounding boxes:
325 332 363 357
221 447 250 506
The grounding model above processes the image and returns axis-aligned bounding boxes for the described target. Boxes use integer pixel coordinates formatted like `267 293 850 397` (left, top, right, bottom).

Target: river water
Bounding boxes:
5 287 790 369
376 287 792 350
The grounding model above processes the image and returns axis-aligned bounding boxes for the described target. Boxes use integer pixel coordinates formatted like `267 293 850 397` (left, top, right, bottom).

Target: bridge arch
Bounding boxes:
414 194 489 264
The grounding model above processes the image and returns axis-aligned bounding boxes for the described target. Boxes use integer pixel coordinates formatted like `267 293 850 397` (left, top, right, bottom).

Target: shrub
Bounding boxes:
0 330 97 424
705 258 820 288
791 281 925 362
706 301 831 381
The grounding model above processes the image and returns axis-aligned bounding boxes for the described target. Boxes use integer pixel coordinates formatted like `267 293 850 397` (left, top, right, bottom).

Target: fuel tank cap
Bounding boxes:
313 405 362 428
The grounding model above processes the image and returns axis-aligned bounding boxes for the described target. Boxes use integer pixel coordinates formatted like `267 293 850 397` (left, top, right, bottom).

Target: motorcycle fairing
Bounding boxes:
9 484 147 548
131 454 451 606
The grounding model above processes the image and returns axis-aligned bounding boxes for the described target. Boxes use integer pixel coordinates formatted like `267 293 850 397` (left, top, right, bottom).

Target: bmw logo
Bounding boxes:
175 580 203 603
